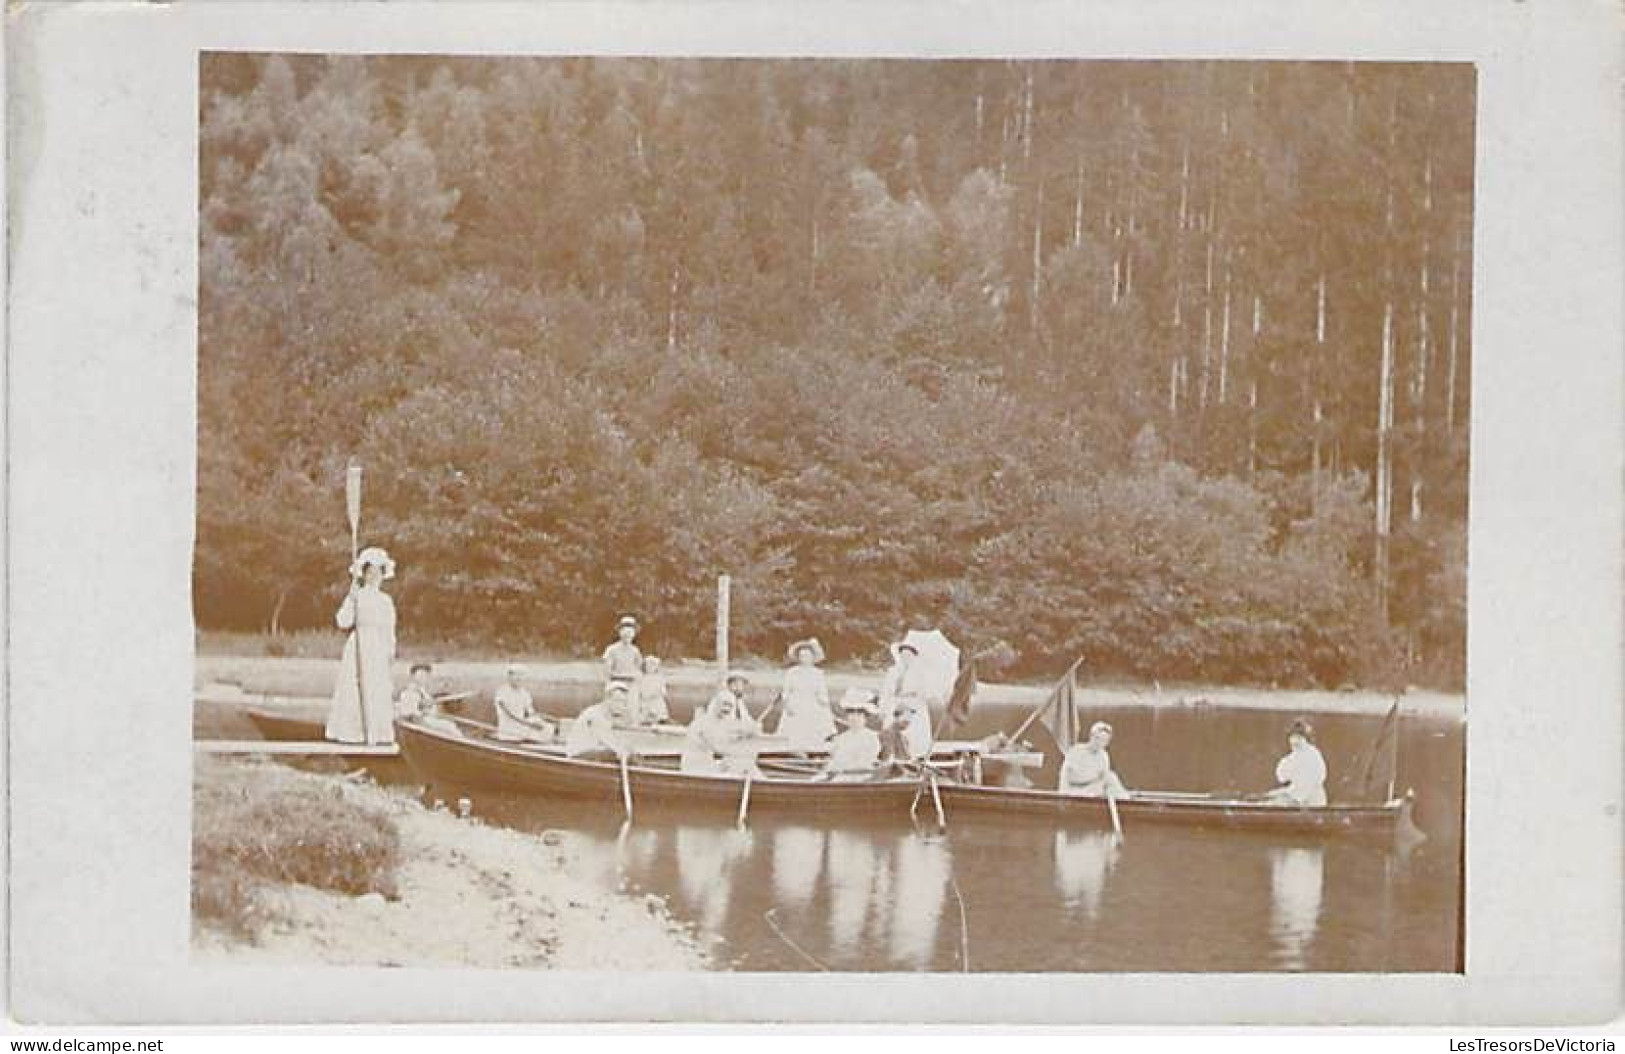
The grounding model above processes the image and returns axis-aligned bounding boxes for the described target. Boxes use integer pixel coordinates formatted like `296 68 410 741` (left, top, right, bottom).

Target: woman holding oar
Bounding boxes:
323 546 399 745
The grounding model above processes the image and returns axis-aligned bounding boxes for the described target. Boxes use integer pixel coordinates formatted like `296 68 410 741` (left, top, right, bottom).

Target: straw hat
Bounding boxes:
617 615 639 630
350 546 396 580
786 637 826 664
888 640 920 661
837 688 880 715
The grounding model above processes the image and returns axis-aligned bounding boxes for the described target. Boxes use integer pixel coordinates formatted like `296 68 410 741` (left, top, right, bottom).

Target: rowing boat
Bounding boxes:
394 717 1416 839
395 717 924 814
937 781 1413 837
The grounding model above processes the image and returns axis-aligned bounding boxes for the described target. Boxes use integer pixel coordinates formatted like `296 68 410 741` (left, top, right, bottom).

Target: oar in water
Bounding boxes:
618 752 634 823
736 774 753 828
1106 787 1125 843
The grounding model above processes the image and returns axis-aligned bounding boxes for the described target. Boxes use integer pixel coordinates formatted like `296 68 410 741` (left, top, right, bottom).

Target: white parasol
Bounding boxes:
892 628 961 703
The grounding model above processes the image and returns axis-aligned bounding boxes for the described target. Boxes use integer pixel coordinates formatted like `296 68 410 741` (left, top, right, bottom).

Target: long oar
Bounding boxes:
618 752 635 823
736 774 753 828
344 459 370 744
1106 787 1125 843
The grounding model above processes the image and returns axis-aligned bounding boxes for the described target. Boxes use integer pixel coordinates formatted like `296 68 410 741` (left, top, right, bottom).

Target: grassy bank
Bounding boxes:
192 757 709 969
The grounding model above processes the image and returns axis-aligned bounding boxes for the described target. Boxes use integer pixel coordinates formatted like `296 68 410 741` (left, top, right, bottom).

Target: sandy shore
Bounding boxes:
193 761 709 971
196 652 1466 718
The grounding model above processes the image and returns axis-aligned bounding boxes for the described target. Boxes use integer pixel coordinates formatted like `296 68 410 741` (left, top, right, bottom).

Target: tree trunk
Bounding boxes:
1217 260 1233 404
1375 300 1396 620
666 265 681 351
268 584 290 638
1073 155 1085 246
1030 180 1044 333
1446 228 1462 434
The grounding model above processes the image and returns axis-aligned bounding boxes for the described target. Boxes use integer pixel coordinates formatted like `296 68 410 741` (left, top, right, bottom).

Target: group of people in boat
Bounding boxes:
322 547 1329 805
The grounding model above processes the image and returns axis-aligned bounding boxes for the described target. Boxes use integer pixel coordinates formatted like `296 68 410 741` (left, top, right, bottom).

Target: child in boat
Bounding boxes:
1059 721 1130 799
816 689 883 781
777 638 835 748
493 664 555 743
636 654 670 725
1265 719 1328 806
602 615 643 690
564 682 631 759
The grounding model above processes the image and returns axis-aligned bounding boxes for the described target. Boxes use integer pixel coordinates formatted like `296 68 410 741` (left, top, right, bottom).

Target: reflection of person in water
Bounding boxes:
770 827 827 913
825 829 882 957
1268 846 1325 970
1052 829 1121 920
674 825 752 936
886 834 951 969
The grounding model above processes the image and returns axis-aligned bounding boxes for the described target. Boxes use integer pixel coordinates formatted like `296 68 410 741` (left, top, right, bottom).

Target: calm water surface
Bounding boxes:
428 690 1463 973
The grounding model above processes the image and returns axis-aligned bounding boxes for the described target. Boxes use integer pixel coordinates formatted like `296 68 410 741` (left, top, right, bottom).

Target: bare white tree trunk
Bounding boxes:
1446 228 1462 434
1199 239 1215 408
1073 155 1085 246
666 265 681 351
1030 180 1044 333
1375 301 1396 620
1312 273 1327 508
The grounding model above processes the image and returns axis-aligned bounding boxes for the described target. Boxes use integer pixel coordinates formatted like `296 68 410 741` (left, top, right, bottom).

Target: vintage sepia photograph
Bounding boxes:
190 54 1473 974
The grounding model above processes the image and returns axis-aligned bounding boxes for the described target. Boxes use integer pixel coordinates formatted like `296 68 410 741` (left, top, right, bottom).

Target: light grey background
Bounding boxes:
6 0 1622 1026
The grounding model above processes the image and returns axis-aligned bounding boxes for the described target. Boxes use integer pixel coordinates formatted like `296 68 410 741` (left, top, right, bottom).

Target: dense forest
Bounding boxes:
196 55 1474 688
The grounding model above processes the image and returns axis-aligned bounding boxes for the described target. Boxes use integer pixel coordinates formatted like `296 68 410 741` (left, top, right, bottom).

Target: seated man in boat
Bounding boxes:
396 662 435 719
602 615 643 690
564 681 632 760
680 673 761 776
1264 719 1328 807
1058 721 1130 799
814 689 884 781
494 663 556 743
398 662 462 736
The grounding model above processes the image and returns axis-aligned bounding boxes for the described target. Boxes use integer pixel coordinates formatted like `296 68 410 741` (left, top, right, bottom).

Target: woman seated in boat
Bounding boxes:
564 682 632 760
635 654 671 725
494 664 556 743
776 638 835 748
1264 719 1328 807
814 689 883 781
1059 721 1130 799
681 673 761 776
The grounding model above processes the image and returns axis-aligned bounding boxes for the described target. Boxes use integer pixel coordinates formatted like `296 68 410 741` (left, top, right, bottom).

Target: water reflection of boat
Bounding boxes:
771 827 826 913
1268 847 1325 970
1053 830 1120 919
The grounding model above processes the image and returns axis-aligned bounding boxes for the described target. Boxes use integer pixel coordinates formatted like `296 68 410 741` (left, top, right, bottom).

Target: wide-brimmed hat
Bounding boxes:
889 640 920 661
617 615 639 630
837 688 880 715
724 671 749 687
350 546 396 579
786 637 826 664
1088 720 1114 738
606 682 631 696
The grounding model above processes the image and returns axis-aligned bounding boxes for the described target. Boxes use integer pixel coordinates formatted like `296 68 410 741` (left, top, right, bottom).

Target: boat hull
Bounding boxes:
397 719 1412 839
396 719 923 815
938 782 1410 838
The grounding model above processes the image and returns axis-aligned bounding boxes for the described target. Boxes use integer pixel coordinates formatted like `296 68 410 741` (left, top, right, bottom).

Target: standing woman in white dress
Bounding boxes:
324 546 399 745
776 638 835 748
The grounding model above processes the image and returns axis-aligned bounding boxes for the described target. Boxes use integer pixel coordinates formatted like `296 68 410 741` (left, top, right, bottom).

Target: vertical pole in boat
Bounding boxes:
344 458 369 745
716 573 731 676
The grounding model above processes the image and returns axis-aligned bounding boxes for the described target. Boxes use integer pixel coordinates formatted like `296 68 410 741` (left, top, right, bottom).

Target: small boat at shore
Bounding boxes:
394 718 1417 841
